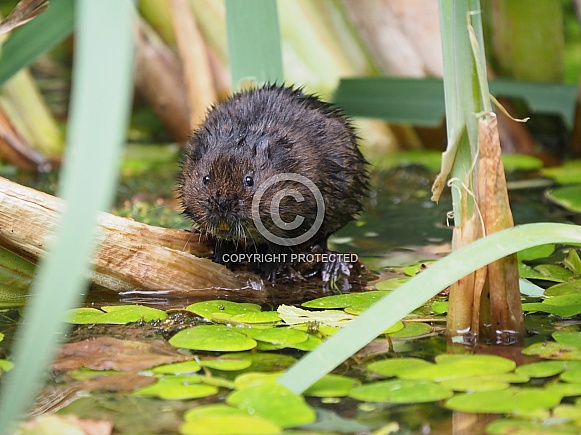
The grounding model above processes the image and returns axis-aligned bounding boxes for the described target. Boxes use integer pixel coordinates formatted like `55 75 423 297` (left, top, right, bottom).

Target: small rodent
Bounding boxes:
179 84 368 282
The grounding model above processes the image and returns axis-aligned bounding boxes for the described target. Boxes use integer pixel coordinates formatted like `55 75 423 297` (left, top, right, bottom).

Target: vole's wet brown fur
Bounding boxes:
179 84 368 281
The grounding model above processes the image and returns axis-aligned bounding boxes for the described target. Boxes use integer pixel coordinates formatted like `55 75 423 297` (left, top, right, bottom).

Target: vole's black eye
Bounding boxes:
202 175 210 185
244 175 254 187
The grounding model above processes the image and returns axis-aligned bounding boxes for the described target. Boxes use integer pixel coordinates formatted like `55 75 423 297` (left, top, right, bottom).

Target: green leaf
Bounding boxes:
152 361 201 375
388 322 433 338
515 361 570 378
304 374 361 397
517 244 556 261
186 301 261 323
225 0 283 88
0 1 135 428
445 387 562 413
0 360 14 375
0 0 75 86
522 342 581 360
134 376 218 400
398 355 516 381
367 358 434 378
302 291 391 310
199 357 252 372
169 325 257 352
278 223 581 395
485 418 579 435
554 331 581 347
542 160 581 185
227 383 316 428
242 327 308 346
545 280 581 296
181 405 282 435
349 379 453 404
65 305 167 324
548 186 581 213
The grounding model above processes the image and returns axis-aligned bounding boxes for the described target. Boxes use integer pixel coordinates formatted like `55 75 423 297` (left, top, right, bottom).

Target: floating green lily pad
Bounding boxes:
546 186 581 214
486 418 579 435
438 372 528 392
242 327 308 345
134 375 218 400
554 331 581 347
534 264 575 282
152 360 201 375
515 361 569 378
546 382 581 396
181 404 282 435
230 311 280 324
348 379 453 403
233 372 281 389
431 301 448 314
66 305 167 324
522 302 581 317
388 322 433 338
522 341 581 360
301 291 391 310
545 280 581 296
277 305 355 327
286 335 323 351
374 277 408 291
398 354 515 381
227 383 316 428
304 374 361 397
199 357 253 371
367 357 434 378
219 352 296 372
517 244 556 262
445 387 562 413
186 301 262 323
169 325 257 352
0 359 14 374
541 160 581 185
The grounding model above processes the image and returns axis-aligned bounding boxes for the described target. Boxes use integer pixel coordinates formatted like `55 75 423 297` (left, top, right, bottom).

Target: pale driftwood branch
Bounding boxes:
0 176 266 302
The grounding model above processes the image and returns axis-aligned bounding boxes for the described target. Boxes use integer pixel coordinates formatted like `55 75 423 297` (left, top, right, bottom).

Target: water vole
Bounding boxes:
179 84 368 281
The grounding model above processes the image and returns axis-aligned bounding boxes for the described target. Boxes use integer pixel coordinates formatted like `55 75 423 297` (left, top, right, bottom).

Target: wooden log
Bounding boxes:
0 176 267 302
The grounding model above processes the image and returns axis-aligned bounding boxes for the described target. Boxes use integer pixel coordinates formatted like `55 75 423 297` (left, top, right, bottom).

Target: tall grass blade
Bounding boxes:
0 0 135 431
278 222 581 394
225 0 283 88
0 0 75 87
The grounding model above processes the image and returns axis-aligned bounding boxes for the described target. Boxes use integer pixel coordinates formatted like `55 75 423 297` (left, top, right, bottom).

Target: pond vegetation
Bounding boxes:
1 0 581 434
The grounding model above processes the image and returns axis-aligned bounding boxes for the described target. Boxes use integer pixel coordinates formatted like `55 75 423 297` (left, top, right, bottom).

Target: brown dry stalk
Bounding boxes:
169 0 217 129
475 113 523 339
0 177 266 301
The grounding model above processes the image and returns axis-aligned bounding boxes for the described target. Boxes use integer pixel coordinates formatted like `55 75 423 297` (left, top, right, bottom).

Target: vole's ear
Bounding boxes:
255 138 271 159
186 134 208 163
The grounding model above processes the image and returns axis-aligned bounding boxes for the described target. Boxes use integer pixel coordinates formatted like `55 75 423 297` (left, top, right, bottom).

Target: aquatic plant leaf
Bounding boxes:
431 301 448 314
438 376 510 392
522 303 581 317
303 374 361 397
542 160 581 185
564 249 581 275
65 305 167 324
546 382 581 396
242 327 308 345
388 322 433 338
348 379 453 403
485 418 579 435
233 372 281 389
534 265 575 282
302 291 392 310
230 311 280 324
0 332 3 342
522 342 581 360
560 369 581 384
553 404 581 423
152 360 201 375
518 263 561 282
277 305 355 327
199 357 252 371
220 352 296 373
399 355 515 381
519 278 545 297
546 186 581 214
374 277 409 291
285 335 323 351
0 360 14 375
445 387 562 413
186 300 261 322
367 358 434 378
181 404 282 435
554 331 581 347
169 325 257 352
134 375 218 400
53 337 192 371
227 383 316 428
515 361 570 378
517 244 555 261
545 280 581 296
